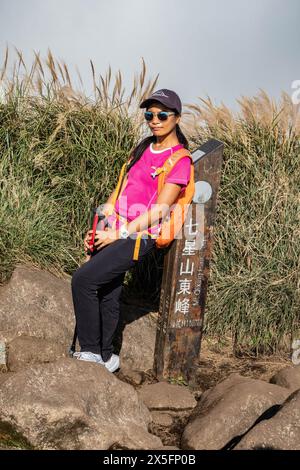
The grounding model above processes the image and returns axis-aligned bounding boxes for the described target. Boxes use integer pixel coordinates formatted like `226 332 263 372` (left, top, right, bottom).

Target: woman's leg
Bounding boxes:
98 272 125 362
71 236 156 359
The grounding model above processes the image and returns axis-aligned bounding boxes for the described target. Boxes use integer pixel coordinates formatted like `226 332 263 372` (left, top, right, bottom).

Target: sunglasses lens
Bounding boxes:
144 111 171 121
158 112 169 121
144 112 153 121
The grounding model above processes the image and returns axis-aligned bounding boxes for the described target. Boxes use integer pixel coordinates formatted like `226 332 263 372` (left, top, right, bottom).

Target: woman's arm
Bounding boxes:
101 174 128 216
125 182 182 236
101 189 116 215
93 182 182 251
92 180 183 251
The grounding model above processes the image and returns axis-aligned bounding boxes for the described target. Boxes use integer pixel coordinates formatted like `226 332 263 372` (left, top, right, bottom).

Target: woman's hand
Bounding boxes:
94 228 119 251
83 230 93 254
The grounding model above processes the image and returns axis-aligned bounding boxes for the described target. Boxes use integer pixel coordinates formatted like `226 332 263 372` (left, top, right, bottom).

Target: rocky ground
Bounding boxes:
0 265 298 450
116 337 292 448
0 335 292 450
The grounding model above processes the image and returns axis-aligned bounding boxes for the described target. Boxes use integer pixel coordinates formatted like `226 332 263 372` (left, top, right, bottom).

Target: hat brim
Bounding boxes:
140 97 172 110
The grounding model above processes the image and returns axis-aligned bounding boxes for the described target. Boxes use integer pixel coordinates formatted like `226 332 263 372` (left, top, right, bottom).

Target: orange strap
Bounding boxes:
133 233 142 261
157 152 193 194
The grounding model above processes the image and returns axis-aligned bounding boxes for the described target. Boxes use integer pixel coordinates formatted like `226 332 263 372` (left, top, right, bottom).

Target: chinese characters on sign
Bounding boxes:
170 217 204 329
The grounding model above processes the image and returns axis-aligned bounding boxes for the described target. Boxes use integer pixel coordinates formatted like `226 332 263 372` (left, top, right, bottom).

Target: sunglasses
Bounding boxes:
144 111 176 122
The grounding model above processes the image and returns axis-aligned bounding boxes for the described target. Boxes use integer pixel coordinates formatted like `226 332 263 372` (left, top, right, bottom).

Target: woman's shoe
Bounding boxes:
73 351 104 364
103 354 120 372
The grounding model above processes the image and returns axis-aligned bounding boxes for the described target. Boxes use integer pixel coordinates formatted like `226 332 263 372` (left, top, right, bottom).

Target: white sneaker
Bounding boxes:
104 354 120 372
73 351 104 364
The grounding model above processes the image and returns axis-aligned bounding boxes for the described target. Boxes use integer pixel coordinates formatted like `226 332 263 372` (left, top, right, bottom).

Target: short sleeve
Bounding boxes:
165 156 191 189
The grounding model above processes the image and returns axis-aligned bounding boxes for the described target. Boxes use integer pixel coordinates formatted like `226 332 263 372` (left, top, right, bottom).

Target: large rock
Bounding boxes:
139 382 197 411
151 411 173 427
120 314 157 370
117 367 144 386
270 365 300 393
0 372 14 387
0 266 74 347
181 373 290 450
0 358 162 450
7 336 67 372
235 389 300 450
0 266 157 373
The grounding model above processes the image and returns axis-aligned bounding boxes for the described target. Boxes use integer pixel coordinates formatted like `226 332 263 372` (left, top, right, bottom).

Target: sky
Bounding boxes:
0 0 299 112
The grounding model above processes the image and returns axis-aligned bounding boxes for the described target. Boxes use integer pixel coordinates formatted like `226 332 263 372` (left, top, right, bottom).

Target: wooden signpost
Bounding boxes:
153 139 224 383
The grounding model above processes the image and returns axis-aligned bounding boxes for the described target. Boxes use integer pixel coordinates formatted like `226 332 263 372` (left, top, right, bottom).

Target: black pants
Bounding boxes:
71 236 156 362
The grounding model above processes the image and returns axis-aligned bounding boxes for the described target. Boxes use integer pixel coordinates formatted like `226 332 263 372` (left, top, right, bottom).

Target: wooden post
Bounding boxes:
153 139 224 383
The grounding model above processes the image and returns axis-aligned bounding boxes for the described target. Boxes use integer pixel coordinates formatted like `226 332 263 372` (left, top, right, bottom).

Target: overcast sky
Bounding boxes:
0 0 299 112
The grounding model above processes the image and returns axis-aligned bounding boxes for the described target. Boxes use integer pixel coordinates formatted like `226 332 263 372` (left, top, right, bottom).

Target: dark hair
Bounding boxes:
126 114 189 173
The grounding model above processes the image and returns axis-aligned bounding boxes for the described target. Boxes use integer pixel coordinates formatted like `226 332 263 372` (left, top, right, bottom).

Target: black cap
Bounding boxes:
139 89 182 114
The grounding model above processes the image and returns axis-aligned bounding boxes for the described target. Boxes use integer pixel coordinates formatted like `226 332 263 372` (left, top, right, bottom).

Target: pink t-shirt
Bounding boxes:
108 142 191 236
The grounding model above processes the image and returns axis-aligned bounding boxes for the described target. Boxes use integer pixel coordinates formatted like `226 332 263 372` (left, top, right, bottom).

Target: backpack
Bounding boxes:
154 148 195 248
104 147 195 260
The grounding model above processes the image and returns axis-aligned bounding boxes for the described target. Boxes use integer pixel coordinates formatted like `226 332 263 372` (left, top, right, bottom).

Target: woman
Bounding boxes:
71 89 192 372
